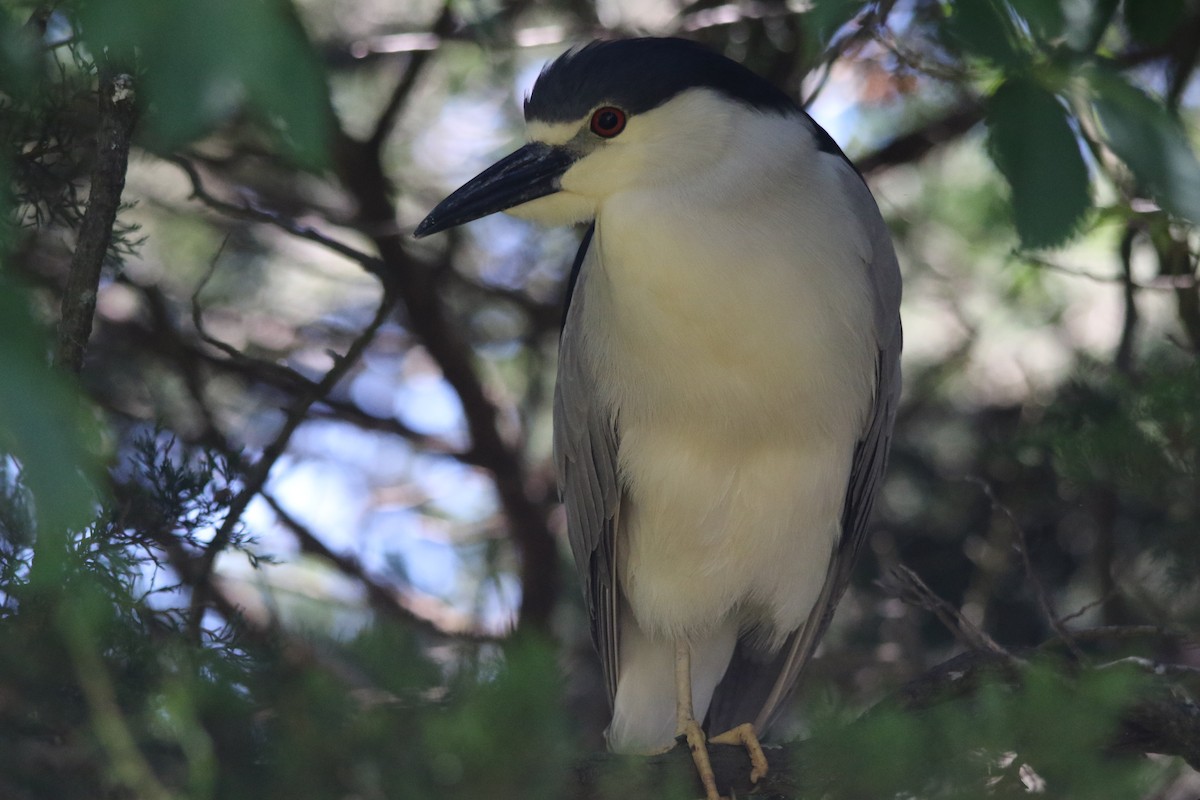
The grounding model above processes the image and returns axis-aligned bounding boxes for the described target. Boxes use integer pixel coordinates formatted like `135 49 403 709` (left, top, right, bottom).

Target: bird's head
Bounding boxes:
413 37 801 238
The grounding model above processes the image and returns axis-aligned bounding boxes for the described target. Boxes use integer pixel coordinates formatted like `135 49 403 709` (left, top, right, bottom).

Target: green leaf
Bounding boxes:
1091 69 1200 222
0 8 41 100
0 140 102 556
805 0 870 51
1124 0 1185 46
1007 0 1065 41
0 274 101 547
423 639 574 800
1062 0 1119 52
805 659 1150 799
942 0 1023 68
73 0 330 165
986 76 1091 247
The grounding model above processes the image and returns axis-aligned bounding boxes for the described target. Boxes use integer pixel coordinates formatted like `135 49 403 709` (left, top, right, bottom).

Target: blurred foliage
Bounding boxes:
0 434 583 800
0 7 100 573
986 76 1090 248
71 0 331 163
806 660 1153 799
951 0 1200 246
1044 356 1200 590
1 0 1199 797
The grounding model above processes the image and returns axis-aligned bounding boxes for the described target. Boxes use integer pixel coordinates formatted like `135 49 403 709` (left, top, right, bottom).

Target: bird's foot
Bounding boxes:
676 717 724 800
709 722 769 784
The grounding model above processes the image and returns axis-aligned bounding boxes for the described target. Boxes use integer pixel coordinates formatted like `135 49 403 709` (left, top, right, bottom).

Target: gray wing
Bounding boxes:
707 161 903 735
554 223 623 704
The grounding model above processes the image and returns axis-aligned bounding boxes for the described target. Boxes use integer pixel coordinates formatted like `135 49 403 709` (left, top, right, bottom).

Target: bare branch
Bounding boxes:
335 108 559 631
365 4 453 156
1057 588 1123 627
261 492 501 641
858 104 984 176
187 282 400 638
55 71 136 373
1117 225 1140 375
1019 248 1199 291
1097 657 1200 679
106 282 481 466
169 155 386 277
312 398 473 461
1049 625 1187 645
965 477 1085 661
882 564 1014 659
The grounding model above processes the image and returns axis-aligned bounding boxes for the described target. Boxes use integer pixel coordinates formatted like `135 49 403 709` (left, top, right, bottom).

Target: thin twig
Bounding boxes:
183 245 473 460
139 280 224 444
1019 249 1199 291
261 492 500 641
125 276 312 393
1057 588 1121 626
186 283 400 638
882 564 1014 659
168 155 387 277
1096 657 1200 678
311 399 470 460
1042 625 1183 646
1116 225 1139 375
444 267 562 334
365 4 453 156
109 284 478 464
964 477 1086 661
189 236 248 363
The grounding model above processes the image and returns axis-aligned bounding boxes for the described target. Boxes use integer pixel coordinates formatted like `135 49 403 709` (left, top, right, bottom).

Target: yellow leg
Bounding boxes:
675 639 723 800
710 722 769 784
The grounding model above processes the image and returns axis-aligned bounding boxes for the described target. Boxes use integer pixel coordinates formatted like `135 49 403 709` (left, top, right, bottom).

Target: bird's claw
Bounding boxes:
709 722 769 784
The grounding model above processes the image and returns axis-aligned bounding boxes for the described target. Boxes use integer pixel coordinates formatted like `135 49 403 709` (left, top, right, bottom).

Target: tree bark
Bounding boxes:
54 70 136 374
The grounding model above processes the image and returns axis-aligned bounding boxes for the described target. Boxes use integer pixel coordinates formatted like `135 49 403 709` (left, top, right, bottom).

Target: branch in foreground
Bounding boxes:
572 649 1200 800
54 70 136 374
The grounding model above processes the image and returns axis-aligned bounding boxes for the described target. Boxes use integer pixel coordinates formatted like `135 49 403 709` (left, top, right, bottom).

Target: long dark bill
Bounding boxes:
414 143 576 238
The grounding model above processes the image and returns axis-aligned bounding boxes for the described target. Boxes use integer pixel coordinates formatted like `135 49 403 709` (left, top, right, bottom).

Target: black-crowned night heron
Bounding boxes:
416 37 902 799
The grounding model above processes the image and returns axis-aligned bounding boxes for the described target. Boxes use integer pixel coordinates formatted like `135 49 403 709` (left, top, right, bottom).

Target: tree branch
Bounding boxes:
965 477 1085 661
54 70 136 373
102 281 479 465
858 104 983 176
572 649 1200 799
186 281 400 639
335 88 559 633
1116 225 1139 374
261 491 500 641
365 4 454 156
169 155 386 277
881 564 1014 658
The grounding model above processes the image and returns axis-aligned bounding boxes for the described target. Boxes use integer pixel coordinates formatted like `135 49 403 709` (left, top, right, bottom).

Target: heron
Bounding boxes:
415 36 902 799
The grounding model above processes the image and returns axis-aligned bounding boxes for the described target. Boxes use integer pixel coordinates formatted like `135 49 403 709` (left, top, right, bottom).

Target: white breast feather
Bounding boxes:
577 105 879 644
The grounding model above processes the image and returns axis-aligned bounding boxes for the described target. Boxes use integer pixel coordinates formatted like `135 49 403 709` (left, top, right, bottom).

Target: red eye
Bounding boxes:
590 106 627 138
